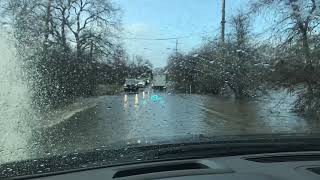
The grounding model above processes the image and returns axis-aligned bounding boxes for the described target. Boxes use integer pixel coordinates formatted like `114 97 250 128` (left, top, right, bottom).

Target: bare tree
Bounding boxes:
2 0 123 108
251 0 319 64
251 0 320 115
49 0 73 52
231 12 250 50
65 0 120 58
226 12 260 98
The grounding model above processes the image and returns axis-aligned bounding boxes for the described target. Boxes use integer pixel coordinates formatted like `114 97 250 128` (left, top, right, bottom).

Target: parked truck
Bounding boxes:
152 74 166 90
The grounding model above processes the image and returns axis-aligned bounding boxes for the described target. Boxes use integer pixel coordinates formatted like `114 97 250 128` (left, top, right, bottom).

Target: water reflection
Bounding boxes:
134 94 139 108
200 96 265 134
123 94 128 109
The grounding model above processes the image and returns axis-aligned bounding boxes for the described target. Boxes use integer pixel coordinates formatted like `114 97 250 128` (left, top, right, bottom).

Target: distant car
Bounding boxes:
123 79 138 92
137 81 146 88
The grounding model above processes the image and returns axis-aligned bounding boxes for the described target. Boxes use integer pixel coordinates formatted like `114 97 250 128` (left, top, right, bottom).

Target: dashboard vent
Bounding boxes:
245 154 320 163
307 167 320 175
113 162 209 178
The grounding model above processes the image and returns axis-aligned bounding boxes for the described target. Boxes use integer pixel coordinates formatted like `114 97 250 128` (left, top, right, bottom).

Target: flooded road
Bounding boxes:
1 89 320 164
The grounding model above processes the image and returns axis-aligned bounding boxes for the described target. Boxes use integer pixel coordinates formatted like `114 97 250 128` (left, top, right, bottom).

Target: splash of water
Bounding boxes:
0 30 98 163
0 30 33 163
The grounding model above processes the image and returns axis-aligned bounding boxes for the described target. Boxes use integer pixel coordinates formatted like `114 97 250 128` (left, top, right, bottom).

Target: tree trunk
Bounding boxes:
75 33 81 58
61 7 68 52
301 29 312 64
44 0 52 50
76 10 81 59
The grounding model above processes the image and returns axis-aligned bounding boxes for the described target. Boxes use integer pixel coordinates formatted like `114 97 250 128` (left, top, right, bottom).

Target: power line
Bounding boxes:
116 30 217 41
117 36 188 41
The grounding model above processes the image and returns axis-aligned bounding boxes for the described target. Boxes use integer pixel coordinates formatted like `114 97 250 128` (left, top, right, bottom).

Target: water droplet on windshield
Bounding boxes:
7 168 12 172
81 164 88 168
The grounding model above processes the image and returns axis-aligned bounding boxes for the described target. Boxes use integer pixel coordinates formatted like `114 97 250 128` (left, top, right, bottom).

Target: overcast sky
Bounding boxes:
115 0 253 67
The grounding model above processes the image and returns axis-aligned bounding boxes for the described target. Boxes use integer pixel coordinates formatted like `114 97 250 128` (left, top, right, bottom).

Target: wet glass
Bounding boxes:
125 79 137 85
1 0 320 178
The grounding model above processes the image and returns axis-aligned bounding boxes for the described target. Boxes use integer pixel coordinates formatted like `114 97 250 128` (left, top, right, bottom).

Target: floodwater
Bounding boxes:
2 87 320 164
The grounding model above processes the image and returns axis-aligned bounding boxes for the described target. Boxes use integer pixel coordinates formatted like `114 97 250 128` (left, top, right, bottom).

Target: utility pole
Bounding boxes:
175 39 179 55
221 0 226 43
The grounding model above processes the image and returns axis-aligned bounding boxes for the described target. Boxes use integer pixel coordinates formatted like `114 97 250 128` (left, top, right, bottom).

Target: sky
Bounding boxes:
115 0 252 67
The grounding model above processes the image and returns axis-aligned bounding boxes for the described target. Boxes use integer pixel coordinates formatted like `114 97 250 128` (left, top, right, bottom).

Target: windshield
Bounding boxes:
1 0 320 178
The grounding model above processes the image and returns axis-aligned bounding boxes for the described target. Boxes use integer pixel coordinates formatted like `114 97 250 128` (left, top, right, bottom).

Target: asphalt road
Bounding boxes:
2 88 320 163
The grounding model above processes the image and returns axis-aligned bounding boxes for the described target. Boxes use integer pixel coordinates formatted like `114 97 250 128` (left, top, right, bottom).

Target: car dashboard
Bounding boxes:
21 151 320 180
